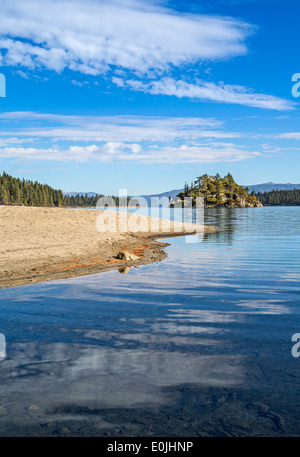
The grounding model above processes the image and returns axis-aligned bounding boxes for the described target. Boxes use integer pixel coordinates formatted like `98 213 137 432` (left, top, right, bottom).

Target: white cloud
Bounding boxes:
0 137 35 147
71 80 86 87
112 76 126 87
102 141 142 154
0 141 261 164
0 111 265 164
0 0 251 76
119 77 295 111
0 1 293 110
275 132 300 139
15 69 29 79
141 143 262 163
0 112 236 143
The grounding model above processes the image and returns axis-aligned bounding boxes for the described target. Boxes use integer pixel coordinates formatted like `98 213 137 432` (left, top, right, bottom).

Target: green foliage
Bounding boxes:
0 171 65 207
255 188 300 206
206 197 217 204
177 173 262 208
64 193 104 207
0 171 136 208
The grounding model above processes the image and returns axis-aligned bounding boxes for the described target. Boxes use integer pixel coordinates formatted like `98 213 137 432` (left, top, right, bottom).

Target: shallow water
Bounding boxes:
0 207 300 436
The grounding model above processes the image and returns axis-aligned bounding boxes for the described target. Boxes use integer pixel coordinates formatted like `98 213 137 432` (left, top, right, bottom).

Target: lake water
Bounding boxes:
0 207 300 437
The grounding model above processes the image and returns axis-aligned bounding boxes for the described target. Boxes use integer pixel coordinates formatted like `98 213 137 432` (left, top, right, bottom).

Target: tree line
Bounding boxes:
0 172 133 207
254 188 300 206
0 171 66 206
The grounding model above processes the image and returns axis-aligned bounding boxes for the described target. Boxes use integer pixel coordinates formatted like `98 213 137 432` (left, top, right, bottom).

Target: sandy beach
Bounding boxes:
0 206 217 289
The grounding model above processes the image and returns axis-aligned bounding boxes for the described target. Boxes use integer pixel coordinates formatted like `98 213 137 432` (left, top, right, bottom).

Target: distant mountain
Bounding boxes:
245 182 300 193
64 189 184 206
63 191 101 197
131 188 184 206
139 188 184 199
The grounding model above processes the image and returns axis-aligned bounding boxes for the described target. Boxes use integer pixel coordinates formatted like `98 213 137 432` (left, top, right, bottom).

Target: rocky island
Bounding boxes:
174 173 263 208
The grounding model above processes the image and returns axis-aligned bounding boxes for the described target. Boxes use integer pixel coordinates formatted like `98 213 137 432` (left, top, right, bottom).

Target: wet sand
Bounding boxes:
0 206 217 289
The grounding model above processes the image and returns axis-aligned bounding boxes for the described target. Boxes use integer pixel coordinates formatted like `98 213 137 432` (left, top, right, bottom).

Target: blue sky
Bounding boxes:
0 0 300 195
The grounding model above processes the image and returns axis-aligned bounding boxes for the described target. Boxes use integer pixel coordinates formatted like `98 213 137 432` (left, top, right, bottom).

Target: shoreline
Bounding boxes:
0 206 217 290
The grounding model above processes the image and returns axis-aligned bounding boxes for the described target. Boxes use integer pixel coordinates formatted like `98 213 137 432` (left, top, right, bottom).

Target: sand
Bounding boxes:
0 205 217 289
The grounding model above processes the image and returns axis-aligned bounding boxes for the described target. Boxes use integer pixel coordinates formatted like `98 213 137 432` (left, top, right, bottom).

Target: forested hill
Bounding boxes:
176 173 262 208
0 172 104 207
254 189 300 206
0 172 139 207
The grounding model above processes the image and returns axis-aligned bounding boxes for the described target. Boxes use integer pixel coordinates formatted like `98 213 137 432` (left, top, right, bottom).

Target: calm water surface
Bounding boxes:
0 207 300 436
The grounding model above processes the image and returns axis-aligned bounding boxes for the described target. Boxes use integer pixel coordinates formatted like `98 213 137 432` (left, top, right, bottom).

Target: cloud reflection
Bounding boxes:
0 340 245 416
